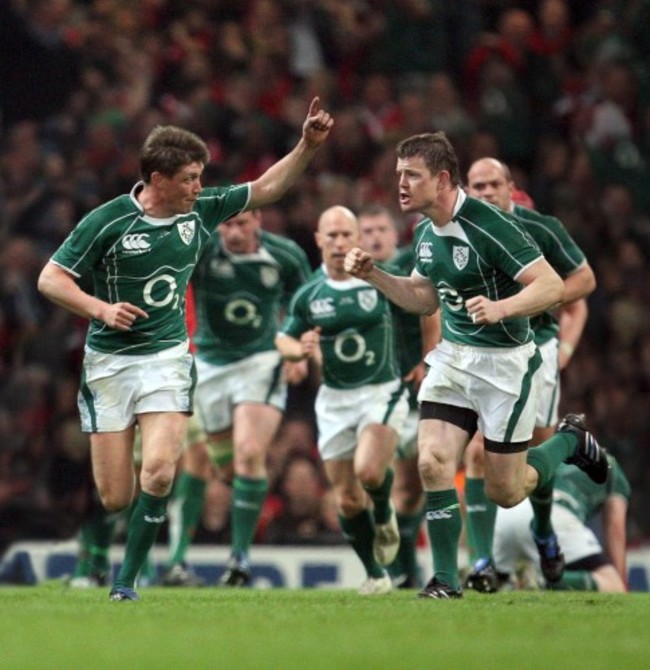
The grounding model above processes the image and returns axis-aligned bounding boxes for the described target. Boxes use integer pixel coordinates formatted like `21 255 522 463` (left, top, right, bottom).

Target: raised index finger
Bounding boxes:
308 97 320 117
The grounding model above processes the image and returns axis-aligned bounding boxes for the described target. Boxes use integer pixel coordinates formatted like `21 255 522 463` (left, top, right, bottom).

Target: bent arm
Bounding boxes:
499 258 564 318
345 247 438 314
38 262 148 330
248 97 332 209
38 262 108 320
602 495 628 586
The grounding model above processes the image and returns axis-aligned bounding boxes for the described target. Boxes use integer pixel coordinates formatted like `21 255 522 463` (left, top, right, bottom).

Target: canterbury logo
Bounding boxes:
466 504 488 513
426 509 452 520
144 514 166 524
122 233 151 251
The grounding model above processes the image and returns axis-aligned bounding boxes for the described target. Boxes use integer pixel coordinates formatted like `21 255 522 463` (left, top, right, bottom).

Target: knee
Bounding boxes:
336 489 366 518
356 463 385 490
234 441 265 476
417 451 449 487
96 487 131 513
485 482 523 508
140 459 176 497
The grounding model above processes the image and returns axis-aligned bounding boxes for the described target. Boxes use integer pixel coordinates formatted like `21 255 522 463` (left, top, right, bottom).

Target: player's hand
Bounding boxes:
465 295 505 325
303 97 333 149
344 247 374 279
299 326 321 360
403 361 427 391
99 302 149 331
283 359 309 385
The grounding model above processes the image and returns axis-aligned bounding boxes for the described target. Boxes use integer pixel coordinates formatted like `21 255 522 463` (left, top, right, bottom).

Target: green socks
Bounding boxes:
547 571 598 591
464 477 497 563
425 489 462 590
364 468 394 525
231 476 268 557
388 512 422 584
526 432 577 539
113 491 168 589
339 510 385 579
73 504 120 578
167 472 207 566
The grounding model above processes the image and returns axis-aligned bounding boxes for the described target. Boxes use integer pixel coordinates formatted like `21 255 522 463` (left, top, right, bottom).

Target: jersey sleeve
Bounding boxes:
196 183 251 224
50 209 113 277
480 213 543 280
519 210 587 278
279 288 311 339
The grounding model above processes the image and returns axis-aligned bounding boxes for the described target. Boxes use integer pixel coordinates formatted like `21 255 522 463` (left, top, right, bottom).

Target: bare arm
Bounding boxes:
344 247 439 315
37 262 148 331
248 97 333 209
465 257 564 324
602 495 628 587
275 328 322 363
557 298 588 370
562 262 596 304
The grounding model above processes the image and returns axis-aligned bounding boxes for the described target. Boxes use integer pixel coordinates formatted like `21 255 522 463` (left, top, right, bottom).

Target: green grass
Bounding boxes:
0 583 647 669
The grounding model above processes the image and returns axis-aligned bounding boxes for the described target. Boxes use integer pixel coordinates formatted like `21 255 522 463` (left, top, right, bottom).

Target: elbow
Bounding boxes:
37 269 51 298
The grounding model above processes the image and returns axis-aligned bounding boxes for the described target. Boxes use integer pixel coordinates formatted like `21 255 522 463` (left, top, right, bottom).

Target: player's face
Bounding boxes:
466 163 513 212
155 162 204 215
218 210 261 254
316 215 359 278
396 156 441 214
358 214 398 263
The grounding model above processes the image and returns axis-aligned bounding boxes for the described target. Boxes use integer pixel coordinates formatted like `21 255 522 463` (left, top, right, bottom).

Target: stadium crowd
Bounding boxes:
1 0 650 558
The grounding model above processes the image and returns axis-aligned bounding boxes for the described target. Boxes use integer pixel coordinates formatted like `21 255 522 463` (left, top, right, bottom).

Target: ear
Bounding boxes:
150 171 167 188
437 170 451 189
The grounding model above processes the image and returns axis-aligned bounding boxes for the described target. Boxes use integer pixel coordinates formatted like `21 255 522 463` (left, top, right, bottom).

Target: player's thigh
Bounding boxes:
138 411 188 472
484 449 529 504
427 341 540 443
355 422 399 485
90 427 137 507
233 402 284 455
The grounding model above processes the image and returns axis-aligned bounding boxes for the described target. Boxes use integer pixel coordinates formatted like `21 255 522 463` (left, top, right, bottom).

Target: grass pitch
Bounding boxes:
0 583 646 669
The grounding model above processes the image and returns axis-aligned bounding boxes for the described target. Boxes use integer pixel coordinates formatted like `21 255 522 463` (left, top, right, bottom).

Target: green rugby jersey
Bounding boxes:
280 267 400 389
51 181 249 354
513 204 588 346
553 455 631 524
192 229 311 365
413 192 541 347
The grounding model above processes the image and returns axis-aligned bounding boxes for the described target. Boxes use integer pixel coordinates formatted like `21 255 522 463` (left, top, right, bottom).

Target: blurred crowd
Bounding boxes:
1 0 649 552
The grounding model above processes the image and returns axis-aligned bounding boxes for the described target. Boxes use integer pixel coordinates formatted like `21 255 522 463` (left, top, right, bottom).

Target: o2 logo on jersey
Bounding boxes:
309 298 335 317
143 274 179 309
437 285 464 311
224 298 262 328
334 330 375 366
417 241 433 262
122 234 151 252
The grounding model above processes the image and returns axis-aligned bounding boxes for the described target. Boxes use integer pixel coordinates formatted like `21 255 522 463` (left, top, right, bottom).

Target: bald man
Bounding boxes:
463 157 596 592
275 206 409 596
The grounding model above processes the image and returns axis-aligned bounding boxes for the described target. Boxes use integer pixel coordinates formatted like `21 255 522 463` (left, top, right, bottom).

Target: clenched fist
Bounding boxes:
344 247 375 279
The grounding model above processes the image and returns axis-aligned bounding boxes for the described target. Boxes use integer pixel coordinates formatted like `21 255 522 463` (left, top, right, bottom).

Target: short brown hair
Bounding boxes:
396 132 462 186
140 125 210 182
